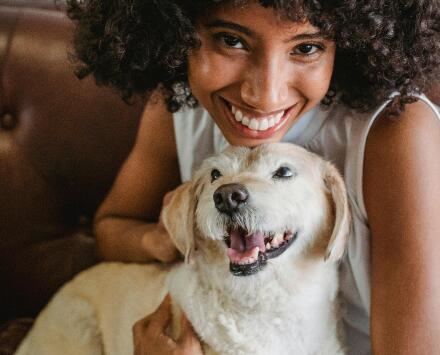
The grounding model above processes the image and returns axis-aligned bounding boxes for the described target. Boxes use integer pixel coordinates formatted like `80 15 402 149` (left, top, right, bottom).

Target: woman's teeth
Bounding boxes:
231 104 284 131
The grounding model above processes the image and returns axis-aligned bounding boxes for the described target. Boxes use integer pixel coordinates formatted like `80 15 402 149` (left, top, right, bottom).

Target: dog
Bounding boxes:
15 142 350 355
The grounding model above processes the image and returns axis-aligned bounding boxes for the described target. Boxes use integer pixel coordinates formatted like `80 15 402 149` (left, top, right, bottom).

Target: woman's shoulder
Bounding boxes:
126 88 179 184
321 94 440 152
362 96 440 222
135 88 175 152
365 97 440 171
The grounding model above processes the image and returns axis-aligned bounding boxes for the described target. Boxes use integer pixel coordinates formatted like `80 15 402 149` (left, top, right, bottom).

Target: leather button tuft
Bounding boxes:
1 113 16 129
78 215 90 227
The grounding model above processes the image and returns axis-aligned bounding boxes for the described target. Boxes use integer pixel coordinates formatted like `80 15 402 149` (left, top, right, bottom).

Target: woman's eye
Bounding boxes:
215 33 245 49
211 169 222 182
292 44 321 55
273 166 294 179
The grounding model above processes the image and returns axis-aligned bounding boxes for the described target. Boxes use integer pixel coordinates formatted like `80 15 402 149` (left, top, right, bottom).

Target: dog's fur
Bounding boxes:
15 143 350 355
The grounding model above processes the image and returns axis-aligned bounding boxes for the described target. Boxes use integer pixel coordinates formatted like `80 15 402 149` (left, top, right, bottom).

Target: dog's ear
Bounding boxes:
323 162 351 262
161 181 199 264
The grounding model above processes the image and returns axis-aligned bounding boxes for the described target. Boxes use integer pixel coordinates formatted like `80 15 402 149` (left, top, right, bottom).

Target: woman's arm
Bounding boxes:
94 89 181 263
364 100 440 354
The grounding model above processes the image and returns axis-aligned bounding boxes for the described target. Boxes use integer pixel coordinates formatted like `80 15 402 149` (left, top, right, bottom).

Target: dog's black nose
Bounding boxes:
213 183 249 215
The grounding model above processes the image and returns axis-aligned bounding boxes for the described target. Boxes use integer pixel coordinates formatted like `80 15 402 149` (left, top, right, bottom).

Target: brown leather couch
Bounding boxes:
0 1 144 353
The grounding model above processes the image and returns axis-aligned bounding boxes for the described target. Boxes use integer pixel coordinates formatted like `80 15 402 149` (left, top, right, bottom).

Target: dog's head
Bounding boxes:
162 143 350 277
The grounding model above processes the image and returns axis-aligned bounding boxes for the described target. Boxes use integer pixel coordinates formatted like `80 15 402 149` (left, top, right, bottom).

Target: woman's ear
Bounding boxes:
323 162 351 262
161 181 199 264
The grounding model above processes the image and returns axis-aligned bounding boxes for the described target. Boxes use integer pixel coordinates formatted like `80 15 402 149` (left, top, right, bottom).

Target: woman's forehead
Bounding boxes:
201 0 307 21
199 1 320 37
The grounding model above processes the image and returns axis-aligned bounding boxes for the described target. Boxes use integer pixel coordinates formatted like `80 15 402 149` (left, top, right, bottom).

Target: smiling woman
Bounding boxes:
187 4 335 146
64 1 440 355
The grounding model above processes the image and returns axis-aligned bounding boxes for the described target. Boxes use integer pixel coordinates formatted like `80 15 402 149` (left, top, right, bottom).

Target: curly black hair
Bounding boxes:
66 0 440 113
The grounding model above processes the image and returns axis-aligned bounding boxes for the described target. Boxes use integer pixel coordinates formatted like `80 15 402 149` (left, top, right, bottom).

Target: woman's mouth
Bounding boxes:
231 104 284 131
220 98 295 138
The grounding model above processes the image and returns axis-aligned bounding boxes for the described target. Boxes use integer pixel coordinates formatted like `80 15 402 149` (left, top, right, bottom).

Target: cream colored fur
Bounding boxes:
15 143 350 355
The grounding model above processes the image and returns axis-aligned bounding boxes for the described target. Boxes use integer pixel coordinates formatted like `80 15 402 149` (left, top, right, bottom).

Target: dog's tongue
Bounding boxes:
245 231 266 252
228 230 265 264
229 230 265 253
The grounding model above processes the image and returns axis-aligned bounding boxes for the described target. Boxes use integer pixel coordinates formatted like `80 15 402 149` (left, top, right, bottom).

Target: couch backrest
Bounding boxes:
0 3 143 321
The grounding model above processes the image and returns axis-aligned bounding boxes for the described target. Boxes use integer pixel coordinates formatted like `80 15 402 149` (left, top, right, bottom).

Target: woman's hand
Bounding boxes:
140 222 180 263
141 191 181 263
133 295 203 355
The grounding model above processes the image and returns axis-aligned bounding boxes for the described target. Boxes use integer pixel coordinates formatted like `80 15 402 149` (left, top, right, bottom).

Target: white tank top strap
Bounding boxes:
354 93 440 220
173 106 217 182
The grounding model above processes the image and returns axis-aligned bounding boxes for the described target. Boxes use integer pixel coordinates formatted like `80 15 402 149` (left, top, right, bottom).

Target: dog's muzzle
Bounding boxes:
214 185 298 276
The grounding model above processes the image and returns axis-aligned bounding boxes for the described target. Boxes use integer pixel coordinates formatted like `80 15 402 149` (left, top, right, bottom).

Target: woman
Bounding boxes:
67 1 440 354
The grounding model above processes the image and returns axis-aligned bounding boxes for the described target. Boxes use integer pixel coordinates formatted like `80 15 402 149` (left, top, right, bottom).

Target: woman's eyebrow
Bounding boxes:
284 32 324 43
204 19 323 42
204 20 254 36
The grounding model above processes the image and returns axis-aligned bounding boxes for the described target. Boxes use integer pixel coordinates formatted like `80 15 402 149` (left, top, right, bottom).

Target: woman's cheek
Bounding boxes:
297 59 334 102
188 49 242 98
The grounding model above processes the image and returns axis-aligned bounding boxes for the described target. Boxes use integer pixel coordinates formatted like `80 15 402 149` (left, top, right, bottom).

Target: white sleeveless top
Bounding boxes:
173 96 440 355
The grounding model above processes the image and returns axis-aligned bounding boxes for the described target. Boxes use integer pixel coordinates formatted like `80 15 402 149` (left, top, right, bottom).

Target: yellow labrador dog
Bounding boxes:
15 143 349 355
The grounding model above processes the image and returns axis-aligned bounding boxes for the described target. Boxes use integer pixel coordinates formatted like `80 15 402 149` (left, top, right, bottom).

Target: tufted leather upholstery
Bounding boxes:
0 1 144 334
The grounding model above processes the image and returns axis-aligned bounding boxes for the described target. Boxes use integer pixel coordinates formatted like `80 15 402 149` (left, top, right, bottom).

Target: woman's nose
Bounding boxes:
240 56 290 112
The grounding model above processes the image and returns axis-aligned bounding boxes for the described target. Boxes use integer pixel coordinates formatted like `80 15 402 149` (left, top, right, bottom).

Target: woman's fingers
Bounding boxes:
148 295 174 334
141 223 180 263
133 296 177 355
132 295 203 355
162 190 175 207
178 313 204 352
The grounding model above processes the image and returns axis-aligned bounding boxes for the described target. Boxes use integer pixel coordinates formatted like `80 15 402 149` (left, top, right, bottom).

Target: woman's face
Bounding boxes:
187 1 336 147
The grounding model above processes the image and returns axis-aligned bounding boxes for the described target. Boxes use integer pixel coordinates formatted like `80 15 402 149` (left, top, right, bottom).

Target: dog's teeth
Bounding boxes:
271 232 284 247
266 242 271 250
267 233 274 242
284 232 293 241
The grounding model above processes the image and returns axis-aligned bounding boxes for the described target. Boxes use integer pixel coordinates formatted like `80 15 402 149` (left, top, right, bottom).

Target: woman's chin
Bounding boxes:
222 130 285 147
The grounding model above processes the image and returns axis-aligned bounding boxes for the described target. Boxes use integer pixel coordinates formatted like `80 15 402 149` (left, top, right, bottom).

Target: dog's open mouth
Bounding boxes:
224 227 297 276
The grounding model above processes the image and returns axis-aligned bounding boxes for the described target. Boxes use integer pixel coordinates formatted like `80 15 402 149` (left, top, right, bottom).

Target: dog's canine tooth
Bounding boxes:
284 232 293 241
270 232 284 247
266 242 271 250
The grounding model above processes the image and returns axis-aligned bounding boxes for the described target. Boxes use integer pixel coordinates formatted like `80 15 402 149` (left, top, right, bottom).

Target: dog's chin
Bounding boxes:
224 227 298 277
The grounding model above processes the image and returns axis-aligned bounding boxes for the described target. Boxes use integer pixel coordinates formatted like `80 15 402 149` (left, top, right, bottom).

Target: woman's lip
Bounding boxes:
225 102 287 119
220 98 295 139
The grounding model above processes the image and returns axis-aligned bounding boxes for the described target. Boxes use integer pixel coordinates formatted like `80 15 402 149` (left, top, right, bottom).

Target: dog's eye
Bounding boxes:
211 169 222 182
273 166 294 179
